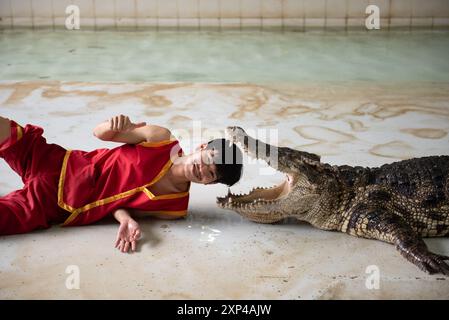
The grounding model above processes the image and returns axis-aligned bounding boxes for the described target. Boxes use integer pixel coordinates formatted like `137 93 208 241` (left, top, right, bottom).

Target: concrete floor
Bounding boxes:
1 80 449 299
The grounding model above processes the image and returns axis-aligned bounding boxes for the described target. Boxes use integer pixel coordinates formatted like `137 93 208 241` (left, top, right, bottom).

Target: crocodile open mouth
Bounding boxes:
218 125 295 211
216 174 293 210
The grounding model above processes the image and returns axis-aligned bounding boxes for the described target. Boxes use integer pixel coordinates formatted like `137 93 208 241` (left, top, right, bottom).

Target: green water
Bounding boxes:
1 29 449 84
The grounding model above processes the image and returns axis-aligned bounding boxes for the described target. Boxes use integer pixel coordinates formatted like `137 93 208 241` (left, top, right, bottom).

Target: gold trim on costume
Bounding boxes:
138 139 176 148
16 124 23 142
139 210 188 216
143 187 189 200
58 150 76 213
58 148 189 226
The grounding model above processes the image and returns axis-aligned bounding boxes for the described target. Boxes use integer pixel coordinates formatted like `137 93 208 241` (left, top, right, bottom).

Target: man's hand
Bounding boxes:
113 208 141 253
109 114 146 132
115 218 141 253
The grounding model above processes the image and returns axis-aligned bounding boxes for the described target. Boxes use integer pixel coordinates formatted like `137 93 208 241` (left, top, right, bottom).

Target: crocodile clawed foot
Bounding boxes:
436 254 449 260
415 252 449 276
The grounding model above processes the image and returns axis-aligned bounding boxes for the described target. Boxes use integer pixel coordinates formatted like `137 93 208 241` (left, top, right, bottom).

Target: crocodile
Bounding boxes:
217 126 449 275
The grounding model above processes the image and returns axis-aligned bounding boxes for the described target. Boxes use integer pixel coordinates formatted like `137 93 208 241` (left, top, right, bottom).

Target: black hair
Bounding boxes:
206 138 243 186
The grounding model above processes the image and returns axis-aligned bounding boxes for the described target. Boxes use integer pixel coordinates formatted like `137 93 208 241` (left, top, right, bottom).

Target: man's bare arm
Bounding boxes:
93 114 173 145
0 116 11 145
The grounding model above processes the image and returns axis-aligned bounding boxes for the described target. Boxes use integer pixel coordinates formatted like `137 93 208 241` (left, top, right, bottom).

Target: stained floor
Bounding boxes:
1 81 448 299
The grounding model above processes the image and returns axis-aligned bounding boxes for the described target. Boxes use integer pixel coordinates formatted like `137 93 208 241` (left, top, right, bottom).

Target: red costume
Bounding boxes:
0 121 190 235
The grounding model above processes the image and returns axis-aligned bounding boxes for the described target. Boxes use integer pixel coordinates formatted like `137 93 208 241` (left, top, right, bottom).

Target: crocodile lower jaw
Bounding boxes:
216 174 293 210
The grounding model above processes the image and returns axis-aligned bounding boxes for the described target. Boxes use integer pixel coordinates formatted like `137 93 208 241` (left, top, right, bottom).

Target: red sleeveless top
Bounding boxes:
57 140 190 227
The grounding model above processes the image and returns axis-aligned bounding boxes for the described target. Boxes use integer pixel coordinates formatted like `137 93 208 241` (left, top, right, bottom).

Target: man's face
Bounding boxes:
184 144 219 185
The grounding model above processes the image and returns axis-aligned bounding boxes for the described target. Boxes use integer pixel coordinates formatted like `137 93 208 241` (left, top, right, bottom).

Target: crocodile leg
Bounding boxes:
344 203 449 275
225 126 321 173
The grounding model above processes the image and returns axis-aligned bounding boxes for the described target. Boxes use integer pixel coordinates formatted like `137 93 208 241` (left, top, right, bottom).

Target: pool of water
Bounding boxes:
1 29 449 84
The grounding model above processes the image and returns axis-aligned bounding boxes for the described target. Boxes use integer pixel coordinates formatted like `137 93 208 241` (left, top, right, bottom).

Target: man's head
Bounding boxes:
184 138 243 186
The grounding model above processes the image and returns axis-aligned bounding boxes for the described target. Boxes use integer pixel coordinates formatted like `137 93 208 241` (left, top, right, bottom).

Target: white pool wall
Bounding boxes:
1 0 449 30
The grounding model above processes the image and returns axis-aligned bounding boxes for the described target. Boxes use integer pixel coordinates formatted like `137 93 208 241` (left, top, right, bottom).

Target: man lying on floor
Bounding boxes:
0 114 242 252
